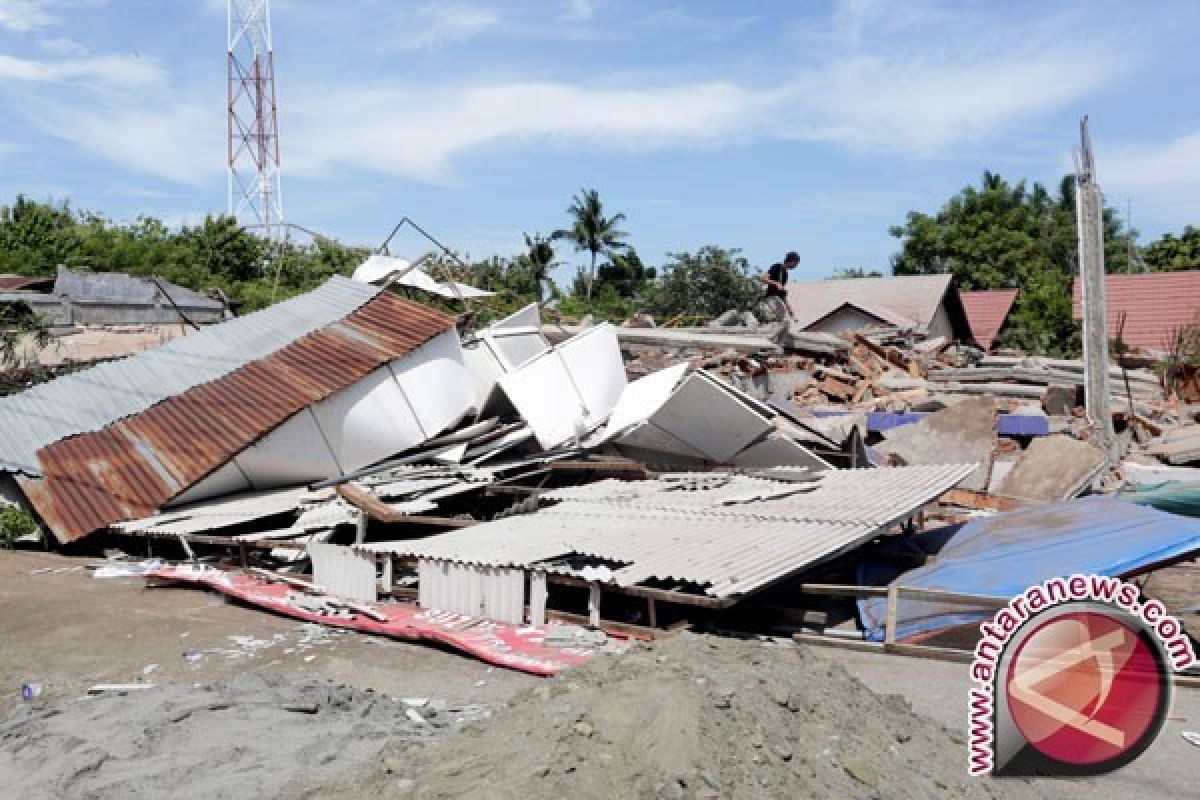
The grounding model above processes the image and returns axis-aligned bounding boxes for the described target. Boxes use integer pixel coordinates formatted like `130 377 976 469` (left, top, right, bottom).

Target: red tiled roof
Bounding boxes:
20 291 454 543
1071 271 1200 352
960 289 1018 350
0 274 53 291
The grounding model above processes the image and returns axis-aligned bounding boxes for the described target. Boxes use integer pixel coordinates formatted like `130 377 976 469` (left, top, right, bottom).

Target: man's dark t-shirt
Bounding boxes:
765 262 788 299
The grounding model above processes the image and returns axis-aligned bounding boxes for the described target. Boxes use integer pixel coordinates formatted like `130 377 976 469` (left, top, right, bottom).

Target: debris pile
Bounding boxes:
0 268 1196 670
308 634 1044 800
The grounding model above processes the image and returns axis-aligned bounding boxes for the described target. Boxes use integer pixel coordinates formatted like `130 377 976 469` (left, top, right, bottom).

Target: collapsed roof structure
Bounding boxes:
0 266 229 327
785 274 975 343
2 277 470 542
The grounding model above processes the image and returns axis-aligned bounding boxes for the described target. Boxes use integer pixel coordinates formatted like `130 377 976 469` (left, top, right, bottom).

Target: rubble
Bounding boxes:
0 266 1196 675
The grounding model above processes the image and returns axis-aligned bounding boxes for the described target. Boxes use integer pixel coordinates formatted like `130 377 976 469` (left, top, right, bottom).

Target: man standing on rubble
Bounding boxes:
760 251 798 323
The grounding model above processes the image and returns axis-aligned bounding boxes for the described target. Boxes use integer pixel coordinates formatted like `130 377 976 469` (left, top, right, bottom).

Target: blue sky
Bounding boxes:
2 0 1199 284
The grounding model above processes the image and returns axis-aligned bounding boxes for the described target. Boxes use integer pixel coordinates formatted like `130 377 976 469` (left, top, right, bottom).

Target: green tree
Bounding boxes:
553 188 629 301
647 246 760 321
1142 225 1200 271
512 233 558 301
593 248 655 298
889 171 1132 356
829 267 883 279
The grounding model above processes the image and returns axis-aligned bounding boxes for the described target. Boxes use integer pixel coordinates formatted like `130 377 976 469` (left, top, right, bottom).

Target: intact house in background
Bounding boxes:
1072 270 1200 356
0 266 232 367
959 289 1019 352
785 274 976 344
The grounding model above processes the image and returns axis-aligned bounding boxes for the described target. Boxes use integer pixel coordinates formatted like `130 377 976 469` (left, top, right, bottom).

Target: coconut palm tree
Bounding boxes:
552 188 629 300
520 232 558 301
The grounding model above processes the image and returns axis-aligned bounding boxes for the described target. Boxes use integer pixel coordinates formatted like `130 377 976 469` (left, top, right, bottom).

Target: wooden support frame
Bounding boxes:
545 573 735 610
336 483 477 527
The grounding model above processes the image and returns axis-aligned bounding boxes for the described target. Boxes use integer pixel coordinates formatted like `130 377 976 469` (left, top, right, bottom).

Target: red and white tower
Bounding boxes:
227 0 283 238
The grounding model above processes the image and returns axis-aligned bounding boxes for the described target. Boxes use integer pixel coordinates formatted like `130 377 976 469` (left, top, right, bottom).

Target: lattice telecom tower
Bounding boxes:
227 0 283 238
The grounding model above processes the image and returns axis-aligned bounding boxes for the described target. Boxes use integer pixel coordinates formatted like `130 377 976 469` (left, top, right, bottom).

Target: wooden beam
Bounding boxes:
545 573 734 609
336 483 477 527
130 531 308 550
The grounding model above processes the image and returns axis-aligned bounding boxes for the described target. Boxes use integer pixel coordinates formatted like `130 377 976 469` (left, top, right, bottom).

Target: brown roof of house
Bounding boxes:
960 289 1018 350
786 274 955 333
1071 271 1200 352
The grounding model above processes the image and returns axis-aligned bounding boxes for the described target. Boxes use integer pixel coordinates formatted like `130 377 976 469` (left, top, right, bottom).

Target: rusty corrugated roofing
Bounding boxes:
0 274 53 291
22 291 454 543
960 289 1018 350
0 275 381 474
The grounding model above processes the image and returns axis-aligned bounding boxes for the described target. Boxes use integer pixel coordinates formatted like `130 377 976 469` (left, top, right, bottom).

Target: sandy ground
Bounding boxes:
2 550 1197 799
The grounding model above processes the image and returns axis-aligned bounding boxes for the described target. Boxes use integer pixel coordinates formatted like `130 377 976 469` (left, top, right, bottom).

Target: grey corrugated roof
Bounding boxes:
0 276 380 474
364 464 974 599
542 464 975 528
54 266 225 310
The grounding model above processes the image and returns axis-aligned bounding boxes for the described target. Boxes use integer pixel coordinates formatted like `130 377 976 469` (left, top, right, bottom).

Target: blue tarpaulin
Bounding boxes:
808 410 1050 437
859 497 1200 642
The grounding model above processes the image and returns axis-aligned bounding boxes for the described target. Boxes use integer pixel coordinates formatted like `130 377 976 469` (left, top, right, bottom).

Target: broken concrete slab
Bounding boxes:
995 434 1107 502
877 396 996 491
1146 425 1200 466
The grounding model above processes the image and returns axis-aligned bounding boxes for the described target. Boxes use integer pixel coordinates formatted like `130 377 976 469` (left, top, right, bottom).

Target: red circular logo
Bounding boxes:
1005 610 1165 767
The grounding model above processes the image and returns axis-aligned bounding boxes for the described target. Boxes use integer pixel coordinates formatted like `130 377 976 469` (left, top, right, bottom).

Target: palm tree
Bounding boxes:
521 232 557 301
552 188 629 300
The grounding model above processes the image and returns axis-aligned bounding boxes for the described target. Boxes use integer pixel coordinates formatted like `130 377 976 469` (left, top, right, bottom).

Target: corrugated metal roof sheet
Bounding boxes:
112 486 339 535
21 290 455 542
54 266 225 310
543 464 975 527
364 465 972 600
0 276 379 474
960 289 1017 350
859 496 1200 642
1071 271 1200 351
0 274 53 291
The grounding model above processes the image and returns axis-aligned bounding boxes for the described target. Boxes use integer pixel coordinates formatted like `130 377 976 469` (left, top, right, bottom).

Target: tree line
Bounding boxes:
2 175 1198 355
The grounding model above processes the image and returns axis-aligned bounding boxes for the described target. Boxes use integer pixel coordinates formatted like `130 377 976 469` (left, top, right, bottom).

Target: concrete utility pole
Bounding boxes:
1074 116 1116 456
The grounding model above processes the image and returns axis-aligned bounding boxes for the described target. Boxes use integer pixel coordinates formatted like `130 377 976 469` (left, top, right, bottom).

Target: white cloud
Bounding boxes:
2 1 1120 192
0 52 163 86
1100 132 1200 227
0 0 104 33
562 0 596 22
38 35 87 56
0 0 57 31
283 79 774 183
398 3 500 51
26 100 220 184
776 49 1117 157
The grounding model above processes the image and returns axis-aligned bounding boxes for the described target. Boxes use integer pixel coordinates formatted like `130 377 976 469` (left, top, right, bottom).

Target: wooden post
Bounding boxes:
884 584 899 651
529 571 548 626
239 542 248 568
587 583 601 628
379 555 393 594
646 597 658 628
354 509 367 545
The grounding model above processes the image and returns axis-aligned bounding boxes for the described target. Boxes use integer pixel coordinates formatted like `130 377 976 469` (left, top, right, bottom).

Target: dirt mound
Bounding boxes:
307 633 1041 799
0 672 485 800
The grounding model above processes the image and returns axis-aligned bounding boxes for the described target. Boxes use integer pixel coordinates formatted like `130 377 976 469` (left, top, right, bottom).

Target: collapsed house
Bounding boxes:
2 261 1197 674
0 266 232 368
